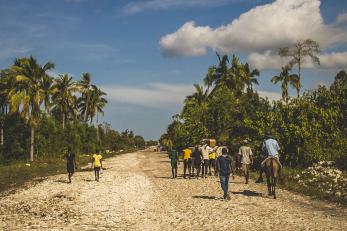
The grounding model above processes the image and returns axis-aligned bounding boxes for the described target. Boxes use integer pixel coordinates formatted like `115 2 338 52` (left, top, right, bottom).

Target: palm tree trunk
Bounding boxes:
62 114 65 129
96 113 100 144
30 127 34 162
84 100 88 122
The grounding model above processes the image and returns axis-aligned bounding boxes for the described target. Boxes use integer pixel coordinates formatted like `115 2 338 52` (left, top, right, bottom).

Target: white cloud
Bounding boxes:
258 90 282 101
248 51 347 70
319 52 347 69
121 0 238 15
102 83 194 108
160 0 347 57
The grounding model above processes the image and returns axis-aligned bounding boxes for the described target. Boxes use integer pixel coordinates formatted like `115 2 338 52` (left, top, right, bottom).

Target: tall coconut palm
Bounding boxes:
5 56 55 161
185 84 208 107
77 72 94 122
88 86 107 143
0 90 8 145
203 67 216 94
271 66 300 103
40 75 55 115
52 74 78 129
243 63 259 92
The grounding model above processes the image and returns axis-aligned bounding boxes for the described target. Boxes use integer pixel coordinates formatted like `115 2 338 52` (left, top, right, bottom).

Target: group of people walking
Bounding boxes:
65 148 103 183
169 133 282 200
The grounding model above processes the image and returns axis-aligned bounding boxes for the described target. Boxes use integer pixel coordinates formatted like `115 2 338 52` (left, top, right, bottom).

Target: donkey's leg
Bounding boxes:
273 177 277 199
266 176 271 196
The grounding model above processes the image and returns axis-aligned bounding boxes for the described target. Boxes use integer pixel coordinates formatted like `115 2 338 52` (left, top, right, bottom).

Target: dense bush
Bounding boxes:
161 54 347 170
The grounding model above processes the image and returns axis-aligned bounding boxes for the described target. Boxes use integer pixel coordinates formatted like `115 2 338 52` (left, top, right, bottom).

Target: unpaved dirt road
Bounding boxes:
1 150 346 230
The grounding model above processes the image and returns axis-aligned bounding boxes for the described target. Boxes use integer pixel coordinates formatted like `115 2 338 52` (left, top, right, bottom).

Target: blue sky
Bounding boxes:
0 0 347 140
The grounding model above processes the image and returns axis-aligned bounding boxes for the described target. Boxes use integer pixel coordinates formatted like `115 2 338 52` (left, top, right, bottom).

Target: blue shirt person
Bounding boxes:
216 148 233 200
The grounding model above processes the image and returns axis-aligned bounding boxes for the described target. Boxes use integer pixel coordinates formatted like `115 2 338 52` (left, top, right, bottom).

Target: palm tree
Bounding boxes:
185 84 208 106
52 74 78 129
210 53 247 97
88 86 107 143
77 73 94 122
203 67 216 94
271 66 300 103
243 63 259 92
0 91 8 145
40 75 55 115
5 56 55 161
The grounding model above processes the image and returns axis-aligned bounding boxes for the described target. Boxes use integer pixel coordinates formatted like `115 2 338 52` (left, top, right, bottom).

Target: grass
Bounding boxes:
0 148 137 193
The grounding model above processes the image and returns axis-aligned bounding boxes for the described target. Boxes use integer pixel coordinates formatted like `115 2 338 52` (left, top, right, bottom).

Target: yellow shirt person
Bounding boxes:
93 153 102 168
183 148 192 160
91 150 103 182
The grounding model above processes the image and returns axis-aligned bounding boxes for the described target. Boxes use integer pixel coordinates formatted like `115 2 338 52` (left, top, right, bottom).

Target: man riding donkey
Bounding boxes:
259 132 283 198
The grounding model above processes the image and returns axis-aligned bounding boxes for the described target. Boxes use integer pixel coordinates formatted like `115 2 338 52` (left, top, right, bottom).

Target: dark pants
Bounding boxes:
171 167 177 178
220 175 230 197
209 159 216 176
94 167 101 181
183 159 191 178
202 159 209 177
194 161 201 177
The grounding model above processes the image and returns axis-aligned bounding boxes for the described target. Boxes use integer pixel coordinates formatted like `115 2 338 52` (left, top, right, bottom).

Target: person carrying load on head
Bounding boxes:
182 146 192 179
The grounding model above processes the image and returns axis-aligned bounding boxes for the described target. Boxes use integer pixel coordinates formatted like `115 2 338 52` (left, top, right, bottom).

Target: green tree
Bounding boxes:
5 56 55 161
271 66 300 103
279 39 320 95
52 74 78 129
77 72 94 122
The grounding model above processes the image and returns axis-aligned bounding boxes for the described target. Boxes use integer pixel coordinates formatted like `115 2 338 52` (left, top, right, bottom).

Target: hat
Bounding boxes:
264 132 272 139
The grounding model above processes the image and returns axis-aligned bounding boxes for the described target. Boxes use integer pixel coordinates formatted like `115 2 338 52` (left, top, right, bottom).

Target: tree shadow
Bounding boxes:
232 190 262 197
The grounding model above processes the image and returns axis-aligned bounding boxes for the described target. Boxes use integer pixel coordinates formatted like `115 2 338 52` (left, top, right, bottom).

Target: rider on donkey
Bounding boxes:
259 132 283 181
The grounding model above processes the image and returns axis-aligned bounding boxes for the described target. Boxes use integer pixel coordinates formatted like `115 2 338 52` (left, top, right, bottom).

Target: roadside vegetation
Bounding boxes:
160 39 347 204
0 56 146 191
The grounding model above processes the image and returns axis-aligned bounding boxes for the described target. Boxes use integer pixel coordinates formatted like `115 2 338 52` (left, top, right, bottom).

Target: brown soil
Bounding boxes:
0 150 346 230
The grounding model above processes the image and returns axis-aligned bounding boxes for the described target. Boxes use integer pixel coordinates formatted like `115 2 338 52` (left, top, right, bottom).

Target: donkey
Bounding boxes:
263 158 280 199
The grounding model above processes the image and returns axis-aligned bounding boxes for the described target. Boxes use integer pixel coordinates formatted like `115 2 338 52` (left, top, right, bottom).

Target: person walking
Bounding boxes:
65 146 76 183
170 149 179 178
182 146 192 179
192 146 203 178
217 148 233 200
91 149 103 182
208 150 216 176
238 139 253 184
200 141 213 178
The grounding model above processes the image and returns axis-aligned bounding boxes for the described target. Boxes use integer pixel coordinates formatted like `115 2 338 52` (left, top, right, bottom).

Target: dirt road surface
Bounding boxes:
1 150 346 230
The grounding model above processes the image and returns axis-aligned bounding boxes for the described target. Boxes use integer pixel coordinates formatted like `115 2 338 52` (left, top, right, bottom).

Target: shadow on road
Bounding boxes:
192 195 217 200
232 190 262 197
54 179 69 184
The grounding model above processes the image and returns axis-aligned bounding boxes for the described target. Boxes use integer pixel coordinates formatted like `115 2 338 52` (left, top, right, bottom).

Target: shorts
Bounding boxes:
94 167 101 171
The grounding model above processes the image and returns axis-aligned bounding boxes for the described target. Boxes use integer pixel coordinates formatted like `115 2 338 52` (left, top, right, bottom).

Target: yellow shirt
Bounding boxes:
183 149 192 160
209 152 216 160
93 154 102 167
